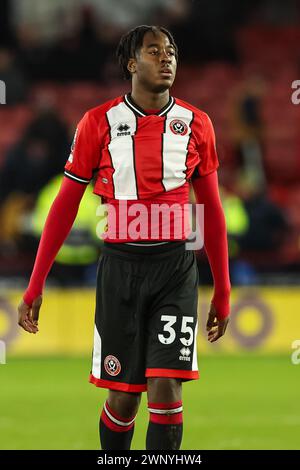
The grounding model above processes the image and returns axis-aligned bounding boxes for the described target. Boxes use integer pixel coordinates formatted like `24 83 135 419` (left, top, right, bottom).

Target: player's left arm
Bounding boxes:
192 171 230 342
192 113 231 342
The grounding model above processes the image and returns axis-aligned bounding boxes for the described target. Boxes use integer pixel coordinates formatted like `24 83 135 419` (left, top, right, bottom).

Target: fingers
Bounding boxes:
207 300 230 342
17 300 40 334
32 295 42 324
18 312 39 334
207 317 230 343
207 327 218 341
207 320 218 330
206 303 218 331
206 314 217 331
208 328 222 343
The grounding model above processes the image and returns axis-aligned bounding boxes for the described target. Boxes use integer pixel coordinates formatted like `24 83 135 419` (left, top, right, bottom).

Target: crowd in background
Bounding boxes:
1 0 299 84
0 0 299 287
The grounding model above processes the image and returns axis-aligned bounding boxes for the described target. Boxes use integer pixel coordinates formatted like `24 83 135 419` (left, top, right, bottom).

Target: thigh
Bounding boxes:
145 250 199 380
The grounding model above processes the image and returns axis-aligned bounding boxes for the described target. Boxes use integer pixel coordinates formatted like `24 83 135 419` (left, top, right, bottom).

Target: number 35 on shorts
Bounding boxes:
158 315 195 346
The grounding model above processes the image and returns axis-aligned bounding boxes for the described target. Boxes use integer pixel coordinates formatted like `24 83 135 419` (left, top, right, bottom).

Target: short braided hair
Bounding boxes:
116 25 178 80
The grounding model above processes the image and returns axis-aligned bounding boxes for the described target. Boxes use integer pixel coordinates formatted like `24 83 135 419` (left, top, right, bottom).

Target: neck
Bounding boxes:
130 85 170 111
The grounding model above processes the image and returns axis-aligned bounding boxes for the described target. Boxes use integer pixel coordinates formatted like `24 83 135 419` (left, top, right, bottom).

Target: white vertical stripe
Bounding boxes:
106 102 137 199
162 104 193 191
92 325 102 379
192 319 198 372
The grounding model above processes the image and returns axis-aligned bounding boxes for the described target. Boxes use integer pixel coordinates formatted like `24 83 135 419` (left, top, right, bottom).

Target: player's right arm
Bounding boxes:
18 110 101 334
17 177 87 333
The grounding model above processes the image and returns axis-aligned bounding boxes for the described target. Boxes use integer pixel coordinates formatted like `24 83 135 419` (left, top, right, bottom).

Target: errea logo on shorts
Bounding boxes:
179 347 191 362
104 355 121 376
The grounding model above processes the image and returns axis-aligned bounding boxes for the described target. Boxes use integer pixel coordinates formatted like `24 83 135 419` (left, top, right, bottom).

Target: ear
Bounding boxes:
127 58 136 74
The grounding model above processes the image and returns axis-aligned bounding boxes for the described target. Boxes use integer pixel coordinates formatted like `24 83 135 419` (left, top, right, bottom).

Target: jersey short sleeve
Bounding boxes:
64 111 100 184
195 113 219 177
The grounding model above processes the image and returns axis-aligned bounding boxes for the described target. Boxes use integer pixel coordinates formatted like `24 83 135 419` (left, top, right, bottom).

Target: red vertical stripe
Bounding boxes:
134 115 165 196
94 114 116 198
185 112 202 180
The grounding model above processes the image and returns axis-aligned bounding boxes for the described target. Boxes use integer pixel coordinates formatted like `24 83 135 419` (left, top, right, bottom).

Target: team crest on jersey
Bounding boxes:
117 123 131 136
170 119 188 135
104 355 121 376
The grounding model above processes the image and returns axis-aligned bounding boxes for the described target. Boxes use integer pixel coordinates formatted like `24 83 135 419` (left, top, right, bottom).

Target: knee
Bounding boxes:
107 390 142 419
147 377 182 403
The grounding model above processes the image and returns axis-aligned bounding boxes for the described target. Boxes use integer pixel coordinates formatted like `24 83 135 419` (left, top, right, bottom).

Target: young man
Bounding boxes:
18 25 231 450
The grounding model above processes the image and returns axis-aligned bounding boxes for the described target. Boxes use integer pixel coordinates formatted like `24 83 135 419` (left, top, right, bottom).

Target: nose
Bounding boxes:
160 49 171 63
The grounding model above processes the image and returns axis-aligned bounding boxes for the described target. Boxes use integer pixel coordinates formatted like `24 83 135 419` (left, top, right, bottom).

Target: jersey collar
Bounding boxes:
124 93 175 117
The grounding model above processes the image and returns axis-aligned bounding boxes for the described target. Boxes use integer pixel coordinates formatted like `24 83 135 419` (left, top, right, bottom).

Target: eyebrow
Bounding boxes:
146 43 175 49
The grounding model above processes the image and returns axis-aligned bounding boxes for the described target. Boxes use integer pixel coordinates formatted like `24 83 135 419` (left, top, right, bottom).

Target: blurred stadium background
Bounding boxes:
0 0 300 450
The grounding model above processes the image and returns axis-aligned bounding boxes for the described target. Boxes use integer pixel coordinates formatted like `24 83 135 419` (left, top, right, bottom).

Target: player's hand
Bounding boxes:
17 295 42 334
206 304 229 343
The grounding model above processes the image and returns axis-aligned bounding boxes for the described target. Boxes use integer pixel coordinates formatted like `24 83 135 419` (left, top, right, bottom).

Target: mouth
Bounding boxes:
160 69 173 78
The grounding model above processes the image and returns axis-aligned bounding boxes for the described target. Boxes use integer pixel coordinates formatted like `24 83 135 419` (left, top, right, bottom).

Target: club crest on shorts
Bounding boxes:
104 355 121 376
169 119 188 135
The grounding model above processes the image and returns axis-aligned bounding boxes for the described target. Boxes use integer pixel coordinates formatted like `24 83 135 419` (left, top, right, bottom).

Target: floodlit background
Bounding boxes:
0 0 300 450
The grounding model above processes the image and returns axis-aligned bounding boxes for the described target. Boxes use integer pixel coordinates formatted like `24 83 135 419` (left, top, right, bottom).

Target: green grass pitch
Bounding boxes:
0 355 299 450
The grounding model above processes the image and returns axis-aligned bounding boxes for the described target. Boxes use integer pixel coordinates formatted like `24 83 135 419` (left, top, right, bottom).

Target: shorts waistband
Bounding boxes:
102 240 187 260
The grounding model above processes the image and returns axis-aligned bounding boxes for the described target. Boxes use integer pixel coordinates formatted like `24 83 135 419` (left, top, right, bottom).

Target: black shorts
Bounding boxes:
89 241 199 393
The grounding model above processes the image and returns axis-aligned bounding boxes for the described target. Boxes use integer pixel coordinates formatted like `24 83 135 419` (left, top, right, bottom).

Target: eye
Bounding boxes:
149 50 158 55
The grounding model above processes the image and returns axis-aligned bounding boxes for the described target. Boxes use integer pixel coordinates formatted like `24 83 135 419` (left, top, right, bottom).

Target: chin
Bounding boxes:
152 80 174 93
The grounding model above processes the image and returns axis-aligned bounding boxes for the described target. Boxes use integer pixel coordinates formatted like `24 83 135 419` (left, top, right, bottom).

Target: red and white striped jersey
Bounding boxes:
64 93 219 200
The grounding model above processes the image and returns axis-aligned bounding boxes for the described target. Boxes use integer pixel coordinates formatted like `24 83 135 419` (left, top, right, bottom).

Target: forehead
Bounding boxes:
141 30 173 48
